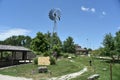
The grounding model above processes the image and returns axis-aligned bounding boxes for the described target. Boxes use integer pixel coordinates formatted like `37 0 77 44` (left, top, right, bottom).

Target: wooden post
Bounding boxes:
22 52 27 60
11 51 13 65
22 51 27 63
14 52 16 60
110 63 112 80
0 51 3 60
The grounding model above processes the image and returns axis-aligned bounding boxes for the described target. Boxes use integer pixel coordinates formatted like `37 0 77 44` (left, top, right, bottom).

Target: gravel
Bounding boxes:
0 74 33 80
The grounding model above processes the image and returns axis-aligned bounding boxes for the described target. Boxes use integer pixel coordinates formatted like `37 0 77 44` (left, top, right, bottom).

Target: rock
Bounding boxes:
87 74 100 80
38 66 48 73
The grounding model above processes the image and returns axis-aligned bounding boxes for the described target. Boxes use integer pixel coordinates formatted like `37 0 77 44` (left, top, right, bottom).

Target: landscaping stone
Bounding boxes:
38 66 48 73
87 74 100 80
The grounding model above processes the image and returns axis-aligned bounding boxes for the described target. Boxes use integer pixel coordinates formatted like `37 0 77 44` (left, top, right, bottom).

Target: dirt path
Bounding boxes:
0 74 33 80
48 67 87 80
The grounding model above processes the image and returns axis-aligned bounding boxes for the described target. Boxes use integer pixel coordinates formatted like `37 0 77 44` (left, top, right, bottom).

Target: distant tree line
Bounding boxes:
0 32 76 56
0 35 32 48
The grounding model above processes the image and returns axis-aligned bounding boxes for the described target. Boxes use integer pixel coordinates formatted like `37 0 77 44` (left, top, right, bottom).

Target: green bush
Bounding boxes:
43 51 51 56
33 57 38 65
35 51 42 55
63 54 69 58
52 45 61 57
50 56 56 65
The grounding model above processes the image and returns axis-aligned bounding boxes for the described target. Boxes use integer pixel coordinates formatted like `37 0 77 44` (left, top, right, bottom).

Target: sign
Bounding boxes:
38 57 50 65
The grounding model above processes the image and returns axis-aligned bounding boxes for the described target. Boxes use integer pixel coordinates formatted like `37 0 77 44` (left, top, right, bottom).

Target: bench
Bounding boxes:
87 74 100 80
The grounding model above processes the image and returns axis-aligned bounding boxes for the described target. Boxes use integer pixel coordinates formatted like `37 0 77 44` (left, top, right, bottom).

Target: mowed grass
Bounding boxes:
0 56 88 80
0 56 120 80
71 57 120 80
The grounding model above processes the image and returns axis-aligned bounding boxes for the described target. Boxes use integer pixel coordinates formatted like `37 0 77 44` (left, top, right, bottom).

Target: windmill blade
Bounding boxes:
49 8 61 21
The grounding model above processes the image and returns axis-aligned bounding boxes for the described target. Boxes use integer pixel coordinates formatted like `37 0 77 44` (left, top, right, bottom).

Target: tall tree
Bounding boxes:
52 32 62 47
103 33 115 59
62 36 75 53
114 30 120 60
30 32 50 53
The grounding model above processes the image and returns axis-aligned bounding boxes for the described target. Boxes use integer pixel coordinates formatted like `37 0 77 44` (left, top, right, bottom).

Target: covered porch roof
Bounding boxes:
0 45 34 67
0 45 31 52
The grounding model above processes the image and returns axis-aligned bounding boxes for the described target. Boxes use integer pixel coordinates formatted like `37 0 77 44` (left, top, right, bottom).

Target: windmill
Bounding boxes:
49 8 61 33
49 8 61 48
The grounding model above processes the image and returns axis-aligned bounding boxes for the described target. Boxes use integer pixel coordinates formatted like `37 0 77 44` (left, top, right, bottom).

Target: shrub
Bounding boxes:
52 45 61 57
33 57 38 65
43 51 51 56
50 56 56 65
35 51 42 55
63 54 69 58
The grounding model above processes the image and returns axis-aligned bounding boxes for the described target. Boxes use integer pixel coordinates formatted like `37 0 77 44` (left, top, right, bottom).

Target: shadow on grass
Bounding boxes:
95 57 120 64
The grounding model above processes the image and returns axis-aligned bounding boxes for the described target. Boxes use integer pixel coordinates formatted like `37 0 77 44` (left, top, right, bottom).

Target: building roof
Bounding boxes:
0 45 31 52
76 48 87 51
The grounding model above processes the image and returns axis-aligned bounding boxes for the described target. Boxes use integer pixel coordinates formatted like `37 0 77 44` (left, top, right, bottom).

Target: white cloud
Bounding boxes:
102 11 106 15
0 28 30 40
81 6 96 13
91 8 95 13
81 6 89 11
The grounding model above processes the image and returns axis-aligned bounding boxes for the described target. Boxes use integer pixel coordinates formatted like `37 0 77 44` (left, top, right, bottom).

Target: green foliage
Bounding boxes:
103 33 115 56
96 30 120 60
30 32 50 53
0 35 32 48
62 36 76 53
114 30 120 57
91 47 105 56
63 54 69 58
33 57 38 65
0 56 120 80
50 56 56 65
52 44 61 57
0 52 12 61
52 32 62 46
43 52 50 56
34 51 42 55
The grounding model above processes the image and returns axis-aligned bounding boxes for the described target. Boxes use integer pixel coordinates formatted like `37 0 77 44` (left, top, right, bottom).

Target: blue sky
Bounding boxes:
0 0 120 49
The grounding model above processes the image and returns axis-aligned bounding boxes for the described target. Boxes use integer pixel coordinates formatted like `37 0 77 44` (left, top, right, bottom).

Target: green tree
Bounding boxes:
2 35 32 48
103 33 115 60
0 41 4 44
50 32 62 56
52 32 62 47
30 32 50 54
62 36 75 53
44 31 52 50
114 30 120 60
4 36 18 45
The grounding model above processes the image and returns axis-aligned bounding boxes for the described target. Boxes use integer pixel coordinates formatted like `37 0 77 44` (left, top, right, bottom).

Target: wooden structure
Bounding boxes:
75 45 88 55
0 45 35 67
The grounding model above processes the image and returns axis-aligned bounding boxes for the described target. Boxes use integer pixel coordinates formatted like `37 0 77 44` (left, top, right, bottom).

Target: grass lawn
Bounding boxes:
71 57 120 80
0 56 120 80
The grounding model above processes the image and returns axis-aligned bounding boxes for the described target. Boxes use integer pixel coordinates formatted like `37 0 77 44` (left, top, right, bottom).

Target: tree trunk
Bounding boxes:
111 56 115 64
118 55 120 63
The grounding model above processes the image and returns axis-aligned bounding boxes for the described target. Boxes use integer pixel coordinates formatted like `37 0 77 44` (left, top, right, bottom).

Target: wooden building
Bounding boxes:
0 45 35 67
75 45 88 55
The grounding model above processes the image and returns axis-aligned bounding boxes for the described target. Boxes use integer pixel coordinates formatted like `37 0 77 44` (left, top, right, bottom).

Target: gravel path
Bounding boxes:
0 74 33 80
48 67 87 80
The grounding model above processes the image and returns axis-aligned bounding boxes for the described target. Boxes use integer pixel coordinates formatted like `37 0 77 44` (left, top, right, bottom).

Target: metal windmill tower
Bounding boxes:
49 8 61 33
49 8 61 48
